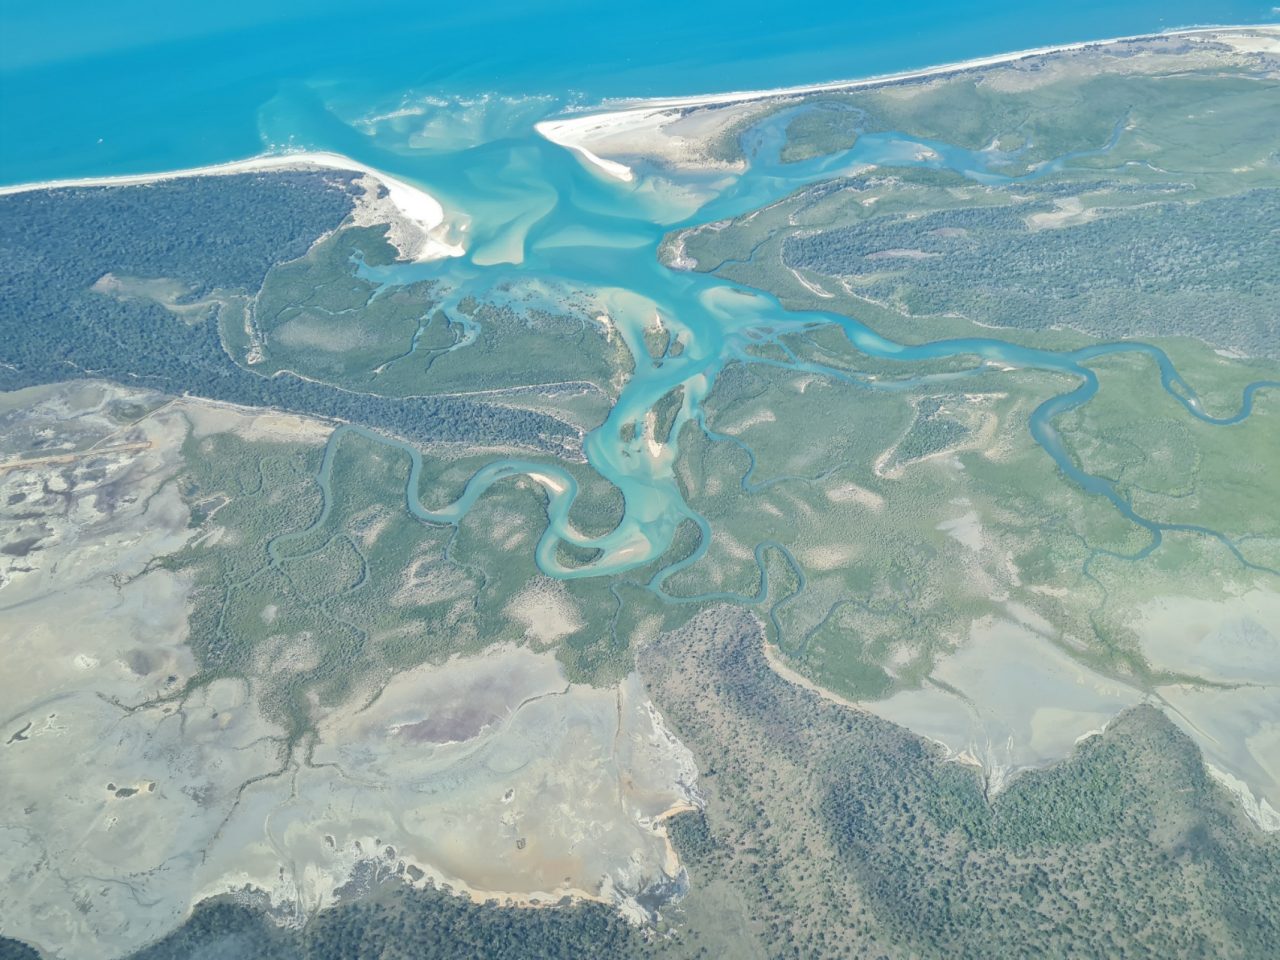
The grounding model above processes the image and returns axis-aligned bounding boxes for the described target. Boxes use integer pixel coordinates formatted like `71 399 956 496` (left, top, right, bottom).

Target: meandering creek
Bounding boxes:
302 99 1278 600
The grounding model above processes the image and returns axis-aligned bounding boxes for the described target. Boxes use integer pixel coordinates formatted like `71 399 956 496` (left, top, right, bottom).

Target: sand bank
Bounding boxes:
533 123 637 182
0 150 464 262
536 25 1279 181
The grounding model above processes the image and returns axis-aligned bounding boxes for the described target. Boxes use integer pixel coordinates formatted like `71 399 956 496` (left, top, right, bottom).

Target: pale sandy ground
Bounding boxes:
936 510 984 552
1025 196 1101 231
0 382 309 958
0 151 464 262
505 576 585 645
824 480 886 511
0 383 700 960
1138 591 1280 830
536 25 1280 181
761 584 1280 830
870 616 1144 798
177 396 336 444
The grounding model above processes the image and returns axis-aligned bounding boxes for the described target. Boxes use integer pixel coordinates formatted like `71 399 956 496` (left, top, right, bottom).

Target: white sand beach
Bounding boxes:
0 150 465 262
536 24 1280 181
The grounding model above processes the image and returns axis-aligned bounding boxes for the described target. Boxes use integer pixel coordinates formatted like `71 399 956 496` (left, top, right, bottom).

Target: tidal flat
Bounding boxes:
0 384 699 959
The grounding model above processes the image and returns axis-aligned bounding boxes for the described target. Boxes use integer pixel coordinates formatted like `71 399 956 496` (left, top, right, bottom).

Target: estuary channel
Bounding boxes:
302 98 1279 600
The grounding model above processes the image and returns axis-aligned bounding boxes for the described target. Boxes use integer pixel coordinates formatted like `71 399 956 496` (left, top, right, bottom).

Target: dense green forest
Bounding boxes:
641 607 1280 960
118 886 652 960
12 604 1261 960
782 187 1280 356
0 175 577 453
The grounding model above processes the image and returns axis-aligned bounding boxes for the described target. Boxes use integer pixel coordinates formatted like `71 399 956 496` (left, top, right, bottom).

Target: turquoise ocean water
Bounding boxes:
1 1 1276 583
0 1 1275 182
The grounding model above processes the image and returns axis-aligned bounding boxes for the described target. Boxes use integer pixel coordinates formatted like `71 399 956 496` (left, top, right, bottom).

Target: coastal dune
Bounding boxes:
0 151 465 263
535 24 1280 181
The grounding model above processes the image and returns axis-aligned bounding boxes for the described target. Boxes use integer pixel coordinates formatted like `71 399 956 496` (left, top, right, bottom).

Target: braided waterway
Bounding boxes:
298 97 1278 594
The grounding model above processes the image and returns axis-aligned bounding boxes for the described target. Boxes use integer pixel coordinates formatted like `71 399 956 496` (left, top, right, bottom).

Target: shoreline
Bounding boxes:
536 23 1279 181
571 23 1277 115
2 26 1272 193
0 150 464 263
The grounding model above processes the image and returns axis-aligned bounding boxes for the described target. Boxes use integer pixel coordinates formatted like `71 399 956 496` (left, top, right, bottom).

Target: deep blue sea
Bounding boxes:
1 0 1275 183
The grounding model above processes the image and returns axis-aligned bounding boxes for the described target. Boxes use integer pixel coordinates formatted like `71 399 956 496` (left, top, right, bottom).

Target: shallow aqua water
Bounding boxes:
1 1 1275 182
3 4 1276 590
328 106 1278 587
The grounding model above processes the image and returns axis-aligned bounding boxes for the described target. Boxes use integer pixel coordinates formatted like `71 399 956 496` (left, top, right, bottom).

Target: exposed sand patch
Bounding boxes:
761 633 867 716
179 398 335 445
535 100 759 181
0 383 196 610
1133 589 1280 683
765 585 1280 830
390 554 476 608
1159 683 1280 832
1025 196 1100 231
1130 588 1280 829
1 680 287 960
535 27 1279 179
346 170 465 262
272 312 371 352
1004 600 1056 637
228 651 701 924
0 381 349 958
718 408 777 434
824 480 886 510
534 122 637 181
789 267 834 298
863 248 941 260
797 543 861 572
978 26 1280 92
0 151 464 263
870 617 1143 796
90 273 225 324
505 577 585 645
1211 30 1280 54
525 470 568 495
1206 765 1280 832
937 510 983 551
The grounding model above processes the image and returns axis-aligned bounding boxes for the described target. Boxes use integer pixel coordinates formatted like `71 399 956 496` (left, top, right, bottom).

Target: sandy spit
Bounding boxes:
535 25 1279 181
0 150 464 263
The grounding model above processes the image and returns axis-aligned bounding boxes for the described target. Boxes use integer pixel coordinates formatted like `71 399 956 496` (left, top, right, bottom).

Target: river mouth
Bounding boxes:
6 24 1280 960
304 90 1276 588
3 30 1280 960
285 61 1277 829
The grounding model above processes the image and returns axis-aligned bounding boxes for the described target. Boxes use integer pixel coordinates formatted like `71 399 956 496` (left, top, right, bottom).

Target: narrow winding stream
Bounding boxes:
289 97 1278 602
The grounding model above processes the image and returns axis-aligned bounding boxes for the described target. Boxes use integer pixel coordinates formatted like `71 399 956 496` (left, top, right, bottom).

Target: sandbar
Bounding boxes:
536 25 1280 181
0 150 464 263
